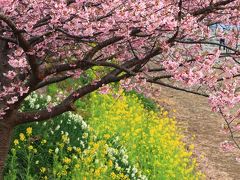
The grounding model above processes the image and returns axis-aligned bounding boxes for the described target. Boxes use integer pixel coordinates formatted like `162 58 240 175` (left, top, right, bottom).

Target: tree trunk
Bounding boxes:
0 122 13 180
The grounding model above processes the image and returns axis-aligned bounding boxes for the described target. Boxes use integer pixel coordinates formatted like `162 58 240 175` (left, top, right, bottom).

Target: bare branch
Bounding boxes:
175 39 240 54
219 108 240 150
148 79 209 97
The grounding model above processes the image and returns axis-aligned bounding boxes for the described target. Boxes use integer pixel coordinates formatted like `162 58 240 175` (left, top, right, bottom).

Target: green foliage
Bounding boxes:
47 84 58 96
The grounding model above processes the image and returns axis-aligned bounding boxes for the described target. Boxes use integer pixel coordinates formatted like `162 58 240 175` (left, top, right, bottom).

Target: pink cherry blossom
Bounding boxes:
3 71 17 80
99 84 110 94
220 141 235 152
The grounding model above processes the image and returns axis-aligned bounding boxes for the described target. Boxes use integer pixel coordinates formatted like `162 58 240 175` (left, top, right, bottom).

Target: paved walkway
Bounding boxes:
151 85 240 180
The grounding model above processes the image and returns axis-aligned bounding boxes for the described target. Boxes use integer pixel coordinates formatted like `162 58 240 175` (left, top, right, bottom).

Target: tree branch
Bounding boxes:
148 79 209 97
192 0 236 16
13 72 124 126
0 35 17 44
35 74 72 90
175 39 240 54
42 36 124 78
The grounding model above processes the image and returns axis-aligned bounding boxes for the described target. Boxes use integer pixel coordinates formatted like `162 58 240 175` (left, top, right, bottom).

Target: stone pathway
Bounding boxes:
151 85 240 180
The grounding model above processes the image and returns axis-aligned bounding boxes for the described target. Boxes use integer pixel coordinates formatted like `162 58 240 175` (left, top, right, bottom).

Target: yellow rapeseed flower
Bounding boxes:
13 139 19 145
76 147 81 153
110 172 117 178
75 164 80 169
58 143 64 148
26 127 32 136
67 146 72 152
41 139 47 144
189 144 194 150
61 134 69 144
93 143 99 149
19 133 25 141
108 160 113 167
163 111 168 116
82 133 88 139
95 168 101 176
119 173 129 179
28 145 33 150
40 167 46 173
63 157 71 164
103 134 111 139
61 169 67 176
48 149 53 154
85 157 92 163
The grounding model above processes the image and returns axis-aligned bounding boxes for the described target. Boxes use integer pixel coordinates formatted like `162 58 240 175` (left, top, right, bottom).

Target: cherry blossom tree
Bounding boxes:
0 0 240 177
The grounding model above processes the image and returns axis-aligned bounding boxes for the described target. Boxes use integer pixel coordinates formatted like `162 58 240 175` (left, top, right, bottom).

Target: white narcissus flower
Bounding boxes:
122 158 128 165
115 163 121 171
122 154 128 160
55 125 60 131
132 166 138 174
81 121 88 129
46 95 52 102
80 141 85 148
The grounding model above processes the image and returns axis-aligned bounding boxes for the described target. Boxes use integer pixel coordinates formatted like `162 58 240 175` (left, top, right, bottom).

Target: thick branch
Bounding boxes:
35 74 72 90
192 0 236 16
83 36 124 61
13 72 124 125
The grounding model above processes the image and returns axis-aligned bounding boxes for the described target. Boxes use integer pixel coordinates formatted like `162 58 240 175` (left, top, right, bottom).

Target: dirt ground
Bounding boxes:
150 85 240 180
